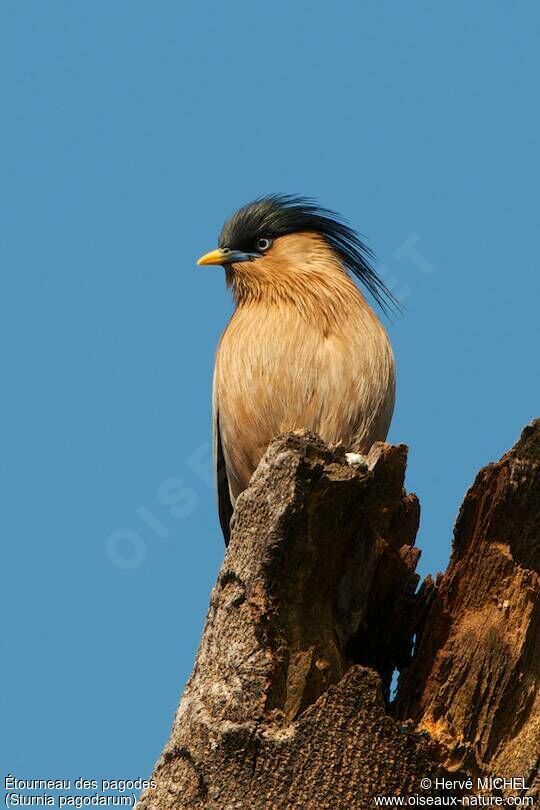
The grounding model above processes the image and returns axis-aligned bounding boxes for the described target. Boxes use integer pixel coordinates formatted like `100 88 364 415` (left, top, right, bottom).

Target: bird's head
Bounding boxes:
197 194 398 314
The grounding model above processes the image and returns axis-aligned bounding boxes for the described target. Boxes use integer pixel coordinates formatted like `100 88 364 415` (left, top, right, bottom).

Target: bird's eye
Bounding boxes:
256 236 272 252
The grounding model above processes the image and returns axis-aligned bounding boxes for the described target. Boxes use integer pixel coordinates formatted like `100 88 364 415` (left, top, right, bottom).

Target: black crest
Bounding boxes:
219 194 399 314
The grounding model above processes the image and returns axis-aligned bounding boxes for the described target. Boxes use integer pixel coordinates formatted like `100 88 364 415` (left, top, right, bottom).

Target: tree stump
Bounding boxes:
138 422 539 809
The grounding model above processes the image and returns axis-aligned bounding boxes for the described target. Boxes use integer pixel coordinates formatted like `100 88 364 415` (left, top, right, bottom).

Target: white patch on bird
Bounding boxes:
345 452 368 468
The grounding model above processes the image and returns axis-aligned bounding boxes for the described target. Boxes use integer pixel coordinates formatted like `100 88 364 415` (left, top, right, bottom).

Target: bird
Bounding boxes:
197 194 397 545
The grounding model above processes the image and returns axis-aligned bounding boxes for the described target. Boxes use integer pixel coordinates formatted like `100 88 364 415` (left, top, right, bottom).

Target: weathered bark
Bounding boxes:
395 421 540 793
139 423 539 809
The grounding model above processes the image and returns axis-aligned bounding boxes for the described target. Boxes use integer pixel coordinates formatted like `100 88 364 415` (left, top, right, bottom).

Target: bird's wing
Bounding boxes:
213 371 233 546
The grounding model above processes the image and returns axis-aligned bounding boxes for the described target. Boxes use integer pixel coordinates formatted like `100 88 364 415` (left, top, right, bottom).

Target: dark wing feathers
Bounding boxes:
215 411 233 546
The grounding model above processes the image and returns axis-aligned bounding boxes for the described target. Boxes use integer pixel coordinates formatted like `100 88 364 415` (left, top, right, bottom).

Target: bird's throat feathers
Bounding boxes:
225 232 372 333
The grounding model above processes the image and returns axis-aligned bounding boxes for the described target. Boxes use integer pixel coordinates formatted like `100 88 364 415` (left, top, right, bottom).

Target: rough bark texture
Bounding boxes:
139 422 539 809
395 420 540 793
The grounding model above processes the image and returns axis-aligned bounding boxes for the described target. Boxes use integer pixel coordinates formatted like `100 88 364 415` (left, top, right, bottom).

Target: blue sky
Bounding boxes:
1 0 539 783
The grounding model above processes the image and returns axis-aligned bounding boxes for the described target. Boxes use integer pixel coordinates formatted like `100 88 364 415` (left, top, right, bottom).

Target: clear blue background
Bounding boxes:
2 0 538 783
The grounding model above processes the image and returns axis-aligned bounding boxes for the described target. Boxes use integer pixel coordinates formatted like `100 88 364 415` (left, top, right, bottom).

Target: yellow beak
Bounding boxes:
197 247 259 266
197 248 229 266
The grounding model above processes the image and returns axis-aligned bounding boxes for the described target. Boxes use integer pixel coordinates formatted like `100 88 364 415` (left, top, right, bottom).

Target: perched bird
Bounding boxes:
197 195 397 545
